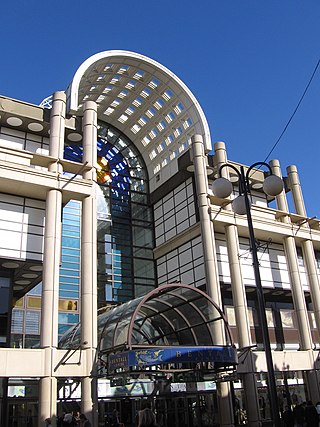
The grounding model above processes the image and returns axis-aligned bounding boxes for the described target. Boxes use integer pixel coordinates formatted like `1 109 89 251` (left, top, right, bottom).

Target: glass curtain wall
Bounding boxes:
10 122 155 346
64 121 155 307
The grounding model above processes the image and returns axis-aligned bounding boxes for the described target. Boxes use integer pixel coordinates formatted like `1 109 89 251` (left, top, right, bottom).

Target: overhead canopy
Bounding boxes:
60 284 236 373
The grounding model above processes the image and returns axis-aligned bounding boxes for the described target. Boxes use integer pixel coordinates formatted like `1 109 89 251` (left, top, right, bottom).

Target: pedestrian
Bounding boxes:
293 403 305 427
138 408 158 427
79 413 91 427
57 413 65 427
315 401 320 417
62 413 76 426
282 405 294 427
305 401 318 427
45 418 52 427
111 409 120 427
73 411 81 426
26 409 33 427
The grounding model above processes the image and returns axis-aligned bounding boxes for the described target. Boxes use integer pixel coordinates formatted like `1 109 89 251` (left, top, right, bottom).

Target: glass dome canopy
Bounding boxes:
59 284 234 354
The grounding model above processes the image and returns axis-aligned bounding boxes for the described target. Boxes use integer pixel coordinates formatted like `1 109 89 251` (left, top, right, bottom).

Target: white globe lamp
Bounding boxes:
263 175 283 197
212 177 233 198
232 195 250 215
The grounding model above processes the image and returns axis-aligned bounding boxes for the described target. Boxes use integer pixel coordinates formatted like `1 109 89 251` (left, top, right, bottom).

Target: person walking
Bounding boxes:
79 414 91 427
138 408 158 427
293 403 305 427
305 401 318 427
282 406 294 427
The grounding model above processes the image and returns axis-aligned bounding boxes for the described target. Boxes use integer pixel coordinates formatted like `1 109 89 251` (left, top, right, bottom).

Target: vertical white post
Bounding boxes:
285 164 320 401
215 141 260 427
81 101 98 425
191 135 233 427
39 91 66 427
271 161 312 351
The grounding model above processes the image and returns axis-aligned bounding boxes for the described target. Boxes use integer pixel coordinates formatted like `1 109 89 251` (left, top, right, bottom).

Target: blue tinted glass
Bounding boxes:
61 237 80 249
59 269 79 277
63 221 80 227
66 200 81 209
62 230 80 238
63 213 80 222
58 313 79 324
62 248 80 256
62 224 80 233
64 123 155 306
60 285 79 291
60 276 78 284
59 290 79 298
58 324 74 335
60 263 80 271
61 255 80 263
28 283 42 295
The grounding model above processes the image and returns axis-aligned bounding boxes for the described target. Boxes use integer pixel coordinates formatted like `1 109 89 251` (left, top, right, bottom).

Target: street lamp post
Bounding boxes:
212 162 283 427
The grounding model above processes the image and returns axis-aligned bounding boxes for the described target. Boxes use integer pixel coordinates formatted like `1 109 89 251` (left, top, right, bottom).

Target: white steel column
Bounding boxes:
215 141 260 427
191 135 233 427
286 166 320 335
81 101 98 426
271 161 318 402
286 164 320 401
271 161 312 351
39 92 66 427
286 165 306 216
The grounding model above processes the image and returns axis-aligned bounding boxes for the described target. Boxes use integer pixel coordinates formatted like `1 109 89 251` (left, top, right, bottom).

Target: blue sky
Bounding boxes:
1 1 319 216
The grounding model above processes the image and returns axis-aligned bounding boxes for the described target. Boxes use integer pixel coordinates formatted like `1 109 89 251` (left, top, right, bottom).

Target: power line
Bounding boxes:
263 58 320 163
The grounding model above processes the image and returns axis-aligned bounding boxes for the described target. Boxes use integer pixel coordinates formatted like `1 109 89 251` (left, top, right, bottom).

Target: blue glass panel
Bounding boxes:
58 324 74 335
59 290 79 298
61 255 80 262
62 232 80 239
63 218 80 226
60 263 80 271
28 283 42 295
60 285 79 291
60 269 80 278
62 248 80 256
64 123 155 307
58 313 79 324
61 237 80 249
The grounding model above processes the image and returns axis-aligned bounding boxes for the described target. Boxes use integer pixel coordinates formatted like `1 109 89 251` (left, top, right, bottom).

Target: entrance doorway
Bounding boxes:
7 400 38 427
97 393 218 427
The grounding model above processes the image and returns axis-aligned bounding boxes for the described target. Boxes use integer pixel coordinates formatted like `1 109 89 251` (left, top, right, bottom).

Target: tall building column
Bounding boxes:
215 141 260 427
191 135 233 427
286 165 320 401
81 101 98 425
287 165 320 333
39 92 66 427
271 161 318 401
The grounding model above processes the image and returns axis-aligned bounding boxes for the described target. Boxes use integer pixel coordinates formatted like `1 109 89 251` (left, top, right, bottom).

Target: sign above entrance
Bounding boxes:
108 346 237 371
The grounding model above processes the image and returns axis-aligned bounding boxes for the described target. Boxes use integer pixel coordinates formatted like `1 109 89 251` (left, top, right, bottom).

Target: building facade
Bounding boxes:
0 50 320 427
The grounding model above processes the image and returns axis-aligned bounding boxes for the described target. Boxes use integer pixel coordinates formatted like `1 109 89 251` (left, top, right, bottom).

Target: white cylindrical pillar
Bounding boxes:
191 135 222 309
81 101 98 426
302 240 320 338
48 91 66 174
191 135 233 427
271 161 312 351
285 164 320 401
286 165 306 217
39 92 66 427
269 160 289 221
284 239 313 349
215 142 260 427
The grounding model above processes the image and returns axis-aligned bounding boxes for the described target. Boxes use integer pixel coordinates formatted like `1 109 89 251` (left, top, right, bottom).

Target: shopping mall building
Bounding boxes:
0 51 320 427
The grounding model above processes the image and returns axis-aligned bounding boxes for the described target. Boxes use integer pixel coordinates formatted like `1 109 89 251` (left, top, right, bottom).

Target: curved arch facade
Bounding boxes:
66 50 212 192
